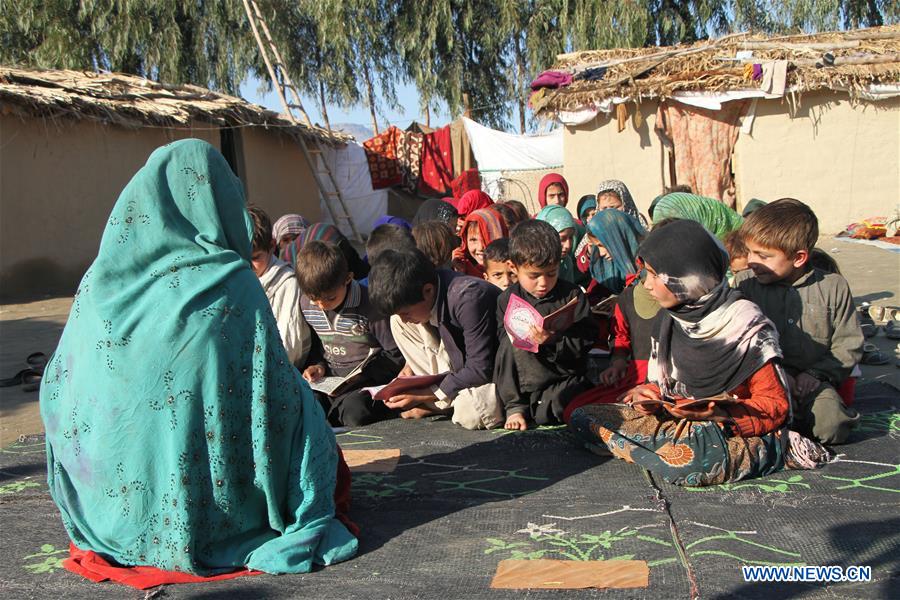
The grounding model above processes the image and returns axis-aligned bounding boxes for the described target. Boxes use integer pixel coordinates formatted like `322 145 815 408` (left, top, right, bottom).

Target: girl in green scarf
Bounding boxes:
650 192 743 240
40 139 357 580
536 204 580 283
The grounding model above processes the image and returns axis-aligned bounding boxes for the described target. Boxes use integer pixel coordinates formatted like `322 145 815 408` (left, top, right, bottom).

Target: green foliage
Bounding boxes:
2 0 897 129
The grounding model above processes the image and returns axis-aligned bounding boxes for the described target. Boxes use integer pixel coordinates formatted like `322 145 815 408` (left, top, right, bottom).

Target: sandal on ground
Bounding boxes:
22 372 42 393
884 320 900 340
0 368 42 387
25 352 48 373
861 343 890 366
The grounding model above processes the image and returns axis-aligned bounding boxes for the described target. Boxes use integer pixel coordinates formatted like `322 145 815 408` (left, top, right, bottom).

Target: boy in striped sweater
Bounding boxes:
297 241 403 426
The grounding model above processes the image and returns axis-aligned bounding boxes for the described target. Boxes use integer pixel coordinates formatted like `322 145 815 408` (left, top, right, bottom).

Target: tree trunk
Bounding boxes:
463 92 472 119
424 103 430 128
515 40 527 134
318 79 331 131
363 62 379 135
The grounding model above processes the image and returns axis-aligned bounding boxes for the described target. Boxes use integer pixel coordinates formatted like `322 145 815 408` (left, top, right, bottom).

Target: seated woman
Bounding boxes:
41 139 357 584
568 219 828 487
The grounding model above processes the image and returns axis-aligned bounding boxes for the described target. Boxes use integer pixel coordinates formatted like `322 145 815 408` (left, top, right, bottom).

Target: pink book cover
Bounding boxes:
504 293 542 353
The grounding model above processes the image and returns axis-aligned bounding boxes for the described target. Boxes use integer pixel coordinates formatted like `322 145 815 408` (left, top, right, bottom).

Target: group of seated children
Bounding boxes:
250 174 864 487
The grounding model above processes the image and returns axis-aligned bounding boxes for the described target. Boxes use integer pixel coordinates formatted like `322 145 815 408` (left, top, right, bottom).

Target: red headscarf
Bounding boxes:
453 190 493 219
453 207 509 277
538 173 569 208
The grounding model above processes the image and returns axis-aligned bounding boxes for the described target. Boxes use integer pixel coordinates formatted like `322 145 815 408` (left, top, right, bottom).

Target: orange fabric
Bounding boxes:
724 362 789 437
64 544 260 590
64 448 358 589
563 360 648 423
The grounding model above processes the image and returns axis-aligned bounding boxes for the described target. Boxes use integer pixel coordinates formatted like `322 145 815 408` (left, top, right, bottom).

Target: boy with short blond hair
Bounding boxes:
494 220 597 430
736 198 863 444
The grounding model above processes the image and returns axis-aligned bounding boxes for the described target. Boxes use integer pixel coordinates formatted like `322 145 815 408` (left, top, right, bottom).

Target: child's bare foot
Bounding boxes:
400 402 451 420
504 413 528 430
400 407 434 419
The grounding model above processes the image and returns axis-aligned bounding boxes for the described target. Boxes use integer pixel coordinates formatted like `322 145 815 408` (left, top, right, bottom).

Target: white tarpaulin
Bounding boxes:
319 142 388 237
461 117 563 172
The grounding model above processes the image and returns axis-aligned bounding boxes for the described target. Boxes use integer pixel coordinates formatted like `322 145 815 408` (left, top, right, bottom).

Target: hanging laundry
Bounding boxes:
450 168 481 200
363 126 403 189
761 61 788 96
654 100 748 207
530 70 573 91
396 129 424 193
418 125 453 196
449 119 475 176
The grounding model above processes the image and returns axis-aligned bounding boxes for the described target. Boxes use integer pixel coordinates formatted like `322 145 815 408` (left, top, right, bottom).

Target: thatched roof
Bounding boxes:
535 25 900 118
0 67 352 145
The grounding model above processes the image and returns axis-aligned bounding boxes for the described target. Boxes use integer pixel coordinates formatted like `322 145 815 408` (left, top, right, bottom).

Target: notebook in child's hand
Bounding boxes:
504 293 579 353
364 373 449 401
307 348 378 397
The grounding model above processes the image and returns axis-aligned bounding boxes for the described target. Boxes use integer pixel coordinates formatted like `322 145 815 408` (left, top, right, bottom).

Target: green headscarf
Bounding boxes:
40 139 357 575
586 209 645 294
651 192 743 240
536 205 578 283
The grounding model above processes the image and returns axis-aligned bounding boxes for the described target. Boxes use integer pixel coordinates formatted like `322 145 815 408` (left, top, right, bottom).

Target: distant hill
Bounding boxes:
332 123 374 142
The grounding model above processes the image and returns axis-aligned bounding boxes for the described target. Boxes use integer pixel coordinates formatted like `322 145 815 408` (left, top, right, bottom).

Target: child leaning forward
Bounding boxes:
569 220 829 487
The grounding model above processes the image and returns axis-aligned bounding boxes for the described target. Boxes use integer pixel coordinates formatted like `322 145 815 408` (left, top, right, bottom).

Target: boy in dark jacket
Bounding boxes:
495 220 598 430
368 248 504 429
296 241 403 426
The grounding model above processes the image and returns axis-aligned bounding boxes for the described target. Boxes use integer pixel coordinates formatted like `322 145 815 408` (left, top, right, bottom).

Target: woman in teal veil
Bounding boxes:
40 139 357 581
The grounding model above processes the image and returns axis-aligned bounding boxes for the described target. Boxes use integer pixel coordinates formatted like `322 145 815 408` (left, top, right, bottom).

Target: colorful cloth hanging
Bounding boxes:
418 125 453 196
363 126 404 189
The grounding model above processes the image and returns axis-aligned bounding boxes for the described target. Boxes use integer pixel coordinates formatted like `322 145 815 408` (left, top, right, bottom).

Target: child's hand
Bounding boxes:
528 324 554 345
600 359 628 385
622 385 662 415
504 413 528 430
384 390 437 411
302 365 325 383
793 372 821 398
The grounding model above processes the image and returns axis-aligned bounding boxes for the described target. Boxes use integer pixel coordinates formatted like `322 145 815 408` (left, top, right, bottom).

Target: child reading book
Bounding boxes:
495 221 597 430
569 219 829 487
296 241 403 426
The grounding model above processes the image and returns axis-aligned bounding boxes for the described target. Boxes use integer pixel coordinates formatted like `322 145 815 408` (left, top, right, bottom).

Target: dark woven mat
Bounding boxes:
1 382 897 599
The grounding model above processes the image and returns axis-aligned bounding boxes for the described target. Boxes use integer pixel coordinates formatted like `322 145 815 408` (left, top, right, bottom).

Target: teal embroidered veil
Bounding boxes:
40 139 357 575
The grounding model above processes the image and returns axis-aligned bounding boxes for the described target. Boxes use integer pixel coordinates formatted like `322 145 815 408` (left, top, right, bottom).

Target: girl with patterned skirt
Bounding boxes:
569 219 828 487
41 140 357 583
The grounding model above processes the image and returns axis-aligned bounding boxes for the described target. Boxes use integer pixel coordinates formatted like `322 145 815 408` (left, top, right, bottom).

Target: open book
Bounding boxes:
364 372 449 402
307 348 378 397
503 293 579 353
626 392 740 411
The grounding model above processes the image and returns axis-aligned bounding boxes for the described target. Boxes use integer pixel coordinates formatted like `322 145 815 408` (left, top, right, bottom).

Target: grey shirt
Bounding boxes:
734 267 863 385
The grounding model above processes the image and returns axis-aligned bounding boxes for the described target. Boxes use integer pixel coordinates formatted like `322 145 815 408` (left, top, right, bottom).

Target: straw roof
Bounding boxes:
0 67 352 145
535 25 900 118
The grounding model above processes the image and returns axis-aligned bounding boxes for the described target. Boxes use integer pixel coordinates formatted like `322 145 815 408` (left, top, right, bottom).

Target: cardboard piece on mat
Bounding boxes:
490 559 649 590
342 448 401 473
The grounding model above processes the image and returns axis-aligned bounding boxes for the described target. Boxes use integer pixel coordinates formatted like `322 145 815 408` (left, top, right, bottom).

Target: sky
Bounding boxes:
239 77 450 133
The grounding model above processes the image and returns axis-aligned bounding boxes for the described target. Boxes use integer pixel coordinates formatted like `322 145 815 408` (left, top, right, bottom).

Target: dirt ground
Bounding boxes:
2 236 898 445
